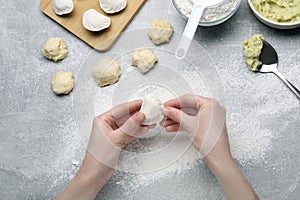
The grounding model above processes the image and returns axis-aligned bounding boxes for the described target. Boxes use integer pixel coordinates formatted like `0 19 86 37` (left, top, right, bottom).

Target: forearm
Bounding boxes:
57 152 114 200
205 156 259 200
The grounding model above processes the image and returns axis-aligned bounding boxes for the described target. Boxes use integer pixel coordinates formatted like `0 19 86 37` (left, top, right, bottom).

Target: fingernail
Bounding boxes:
148 124 156 129
161 107 169 115
159 120 164 127
134 112 145 123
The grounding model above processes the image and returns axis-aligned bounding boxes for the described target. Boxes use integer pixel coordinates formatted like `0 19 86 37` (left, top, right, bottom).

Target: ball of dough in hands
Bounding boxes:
140 93 163 125
132 48 158 74
51 71 74 95
92 58 121 87
42 38 68 62
148 18 174 45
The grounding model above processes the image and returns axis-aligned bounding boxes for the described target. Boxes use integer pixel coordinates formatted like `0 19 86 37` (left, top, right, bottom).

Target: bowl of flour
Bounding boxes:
172 0 241 26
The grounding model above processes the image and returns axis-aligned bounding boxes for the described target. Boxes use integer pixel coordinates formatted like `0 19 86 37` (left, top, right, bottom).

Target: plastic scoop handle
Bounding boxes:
175 4 205 59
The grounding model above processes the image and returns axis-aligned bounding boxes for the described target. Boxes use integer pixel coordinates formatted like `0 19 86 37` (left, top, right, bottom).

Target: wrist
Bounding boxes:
204 152 246 189
205 151 259 200
76 152 114 187
204 150 236 176
57 152 114 200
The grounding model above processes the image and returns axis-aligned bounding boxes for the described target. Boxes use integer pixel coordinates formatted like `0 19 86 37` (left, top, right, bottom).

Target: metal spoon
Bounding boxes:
175 0 225 59
259 40 300 99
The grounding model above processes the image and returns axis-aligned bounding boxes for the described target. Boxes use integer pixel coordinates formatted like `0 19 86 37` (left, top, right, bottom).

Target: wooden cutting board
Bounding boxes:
40 0 146 51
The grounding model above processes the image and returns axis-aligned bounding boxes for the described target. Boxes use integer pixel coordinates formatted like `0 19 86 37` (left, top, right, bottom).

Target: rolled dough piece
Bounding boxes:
132 48 158 74
92 58 121 87
42 38 68 62
140 94 163 125
148 18 174 45
51 71 74 95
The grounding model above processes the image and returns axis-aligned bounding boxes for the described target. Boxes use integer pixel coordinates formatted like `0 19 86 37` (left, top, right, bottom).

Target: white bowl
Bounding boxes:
248 0 300 30
172 0 241 27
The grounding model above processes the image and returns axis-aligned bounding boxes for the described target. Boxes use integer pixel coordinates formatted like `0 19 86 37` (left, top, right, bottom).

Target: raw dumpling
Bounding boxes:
92 58 121 87
41 37 68 62
82 9 111 32
140 94 163 125
148 18 174 45
132 48 158 74
99 0 127 14
53 0 74 15
51 71 75 95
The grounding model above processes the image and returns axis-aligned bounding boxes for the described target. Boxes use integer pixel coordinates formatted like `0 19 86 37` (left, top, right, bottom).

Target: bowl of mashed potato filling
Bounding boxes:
248 0 300 29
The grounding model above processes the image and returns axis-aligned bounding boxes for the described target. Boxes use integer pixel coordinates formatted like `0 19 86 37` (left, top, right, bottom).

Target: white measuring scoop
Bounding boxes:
175 0 225 59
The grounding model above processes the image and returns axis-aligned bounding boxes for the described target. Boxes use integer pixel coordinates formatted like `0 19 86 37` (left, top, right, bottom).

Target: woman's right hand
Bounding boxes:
161 94 259 200
161 94 231 162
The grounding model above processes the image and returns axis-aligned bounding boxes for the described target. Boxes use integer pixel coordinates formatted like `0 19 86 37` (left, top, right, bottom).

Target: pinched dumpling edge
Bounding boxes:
53 0 74 15
99 0 127 14
82 9 111 32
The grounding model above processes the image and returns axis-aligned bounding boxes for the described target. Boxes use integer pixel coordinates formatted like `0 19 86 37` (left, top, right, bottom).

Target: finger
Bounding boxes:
165 124 180 132
163 94 198 109
111 100 142 120
182 107 199 116
160 106 198 126
163 94 209 109
148 124 156 129
131 126 150 137
162 106 192 128
117 112 145 137
115 110 139 127
160 119 178 127
120 126 150 145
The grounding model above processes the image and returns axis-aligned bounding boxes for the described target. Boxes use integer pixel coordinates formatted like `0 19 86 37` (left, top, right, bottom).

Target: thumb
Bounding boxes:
162 107 192 130
118 112 146 137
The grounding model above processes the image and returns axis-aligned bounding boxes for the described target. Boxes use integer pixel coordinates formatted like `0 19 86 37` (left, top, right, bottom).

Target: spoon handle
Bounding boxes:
175 4 205 59
273 68 300 99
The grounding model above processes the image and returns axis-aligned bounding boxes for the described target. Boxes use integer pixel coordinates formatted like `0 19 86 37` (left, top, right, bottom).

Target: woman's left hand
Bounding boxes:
57 100 153 200
88 100 153 168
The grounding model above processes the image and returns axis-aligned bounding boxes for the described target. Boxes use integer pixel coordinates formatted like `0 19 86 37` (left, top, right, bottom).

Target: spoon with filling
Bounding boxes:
175 0 225 59
258 40 300 99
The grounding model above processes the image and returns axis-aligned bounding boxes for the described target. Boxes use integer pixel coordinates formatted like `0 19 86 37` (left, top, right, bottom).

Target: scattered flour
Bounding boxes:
93 65 274 189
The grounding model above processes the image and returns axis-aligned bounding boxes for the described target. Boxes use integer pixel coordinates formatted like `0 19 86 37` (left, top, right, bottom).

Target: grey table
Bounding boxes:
0 0 299 199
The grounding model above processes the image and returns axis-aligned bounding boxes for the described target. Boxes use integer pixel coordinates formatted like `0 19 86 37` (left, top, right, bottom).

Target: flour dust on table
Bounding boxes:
73 29 275 191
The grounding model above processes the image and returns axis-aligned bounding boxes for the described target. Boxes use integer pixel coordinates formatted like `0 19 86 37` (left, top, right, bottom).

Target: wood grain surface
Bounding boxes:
40 0 146 51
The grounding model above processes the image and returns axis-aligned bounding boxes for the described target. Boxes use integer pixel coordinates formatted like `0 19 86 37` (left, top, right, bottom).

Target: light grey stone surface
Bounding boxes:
0 0 299 199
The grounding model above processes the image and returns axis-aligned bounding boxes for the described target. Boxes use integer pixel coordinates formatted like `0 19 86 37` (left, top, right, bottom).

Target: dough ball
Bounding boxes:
148 18 174 45
42 38 68 62
92 58 121 87
140 93 163 125
132 48 158 74
51 71 74 95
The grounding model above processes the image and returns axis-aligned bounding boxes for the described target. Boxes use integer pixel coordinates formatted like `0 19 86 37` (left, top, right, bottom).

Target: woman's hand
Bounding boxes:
161 94 259 200
161 94 229 160
88 100 153 168
57 100 153 200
